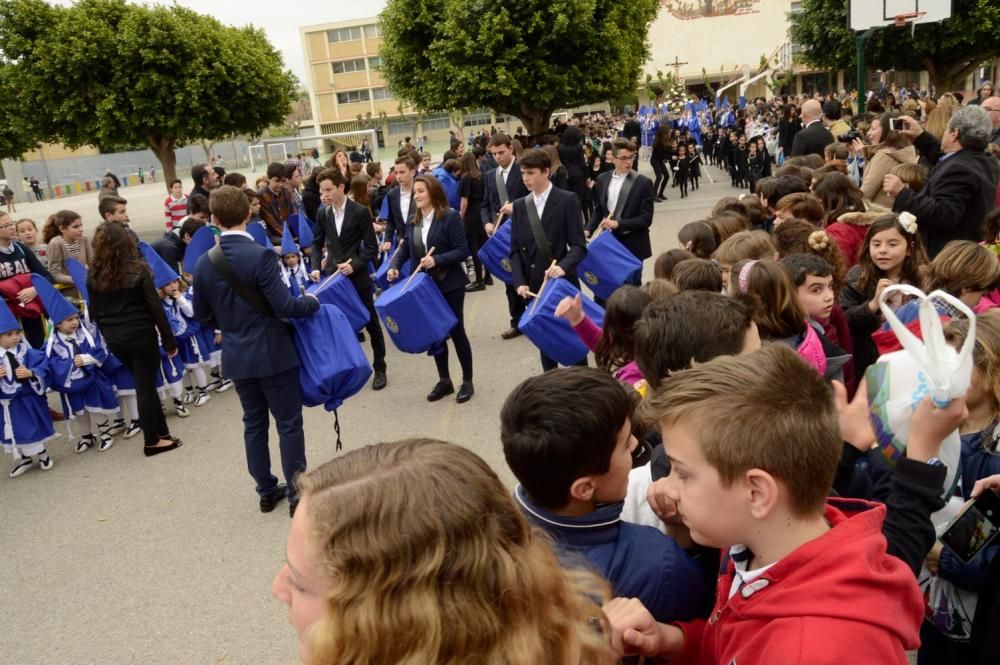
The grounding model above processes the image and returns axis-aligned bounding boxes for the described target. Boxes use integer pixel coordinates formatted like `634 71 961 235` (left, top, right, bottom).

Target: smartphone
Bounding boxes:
940 490 1000 563
888 118 901 132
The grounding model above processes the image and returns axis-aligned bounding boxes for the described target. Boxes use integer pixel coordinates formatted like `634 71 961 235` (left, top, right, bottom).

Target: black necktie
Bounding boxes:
6 351 25 384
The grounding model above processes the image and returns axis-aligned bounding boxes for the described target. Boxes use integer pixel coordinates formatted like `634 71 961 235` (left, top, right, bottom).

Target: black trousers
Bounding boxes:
464 215 486 282
434 287 473 383
651 159 669 196
505 283 526 329
357 285 386 372
107 330 170 446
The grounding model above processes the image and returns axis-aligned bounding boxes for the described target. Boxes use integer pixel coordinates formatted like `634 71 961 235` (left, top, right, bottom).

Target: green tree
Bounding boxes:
378 0 659 136
789 0 1000 91
0 0 297 184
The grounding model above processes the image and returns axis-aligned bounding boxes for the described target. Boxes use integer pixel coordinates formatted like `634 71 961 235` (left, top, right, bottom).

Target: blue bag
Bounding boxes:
375 272 457 355
305 272 370 331
291 304 372 411
477 221 514 285
374 244 412 291
576 231 642 301
518 278 605 366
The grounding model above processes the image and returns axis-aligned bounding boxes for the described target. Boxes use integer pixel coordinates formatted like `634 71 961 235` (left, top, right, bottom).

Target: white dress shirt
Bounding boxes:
532 182 553 219
332 200 346 236
398 188 412 223
420 210 434 248
607 172 628 216
221 230 253 240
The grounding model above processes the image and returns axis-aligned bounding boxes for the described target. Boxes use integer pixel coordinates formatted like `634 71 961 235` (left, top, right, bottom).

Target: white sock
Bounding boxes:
191 366 208 390
122 394 138 421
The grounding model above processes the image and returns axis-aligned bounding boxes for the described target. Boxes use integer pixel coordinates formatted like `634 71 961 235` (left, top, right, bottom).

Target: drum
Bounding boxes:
518 278 605 366
374 244 412 291
375 273 458 355
477 220 514 285
305 273 370 331
576 231 642 301
291 304 372 411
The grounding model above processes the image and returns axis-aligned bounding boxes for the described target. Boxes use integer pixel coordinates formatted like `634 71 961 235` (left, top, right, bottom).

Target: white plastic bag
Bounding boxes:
865 285 975 496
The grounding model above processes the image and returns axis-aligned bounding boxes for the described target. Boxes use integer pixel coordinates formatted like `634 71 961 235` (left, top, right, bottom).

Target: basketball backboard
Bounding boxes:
849 0 952 31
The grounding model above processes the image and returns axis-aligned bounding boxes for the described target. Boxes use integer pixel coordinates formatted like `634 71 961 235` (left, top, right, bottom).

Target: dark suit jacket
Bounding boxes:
623 120 642 143
390 208 470 294
790 120 834 158
311 198 378 290
381 186 415 247
510 186 588 292
586 171 655 260
193 233 318 381
893 132 1000 257
480 161 529 226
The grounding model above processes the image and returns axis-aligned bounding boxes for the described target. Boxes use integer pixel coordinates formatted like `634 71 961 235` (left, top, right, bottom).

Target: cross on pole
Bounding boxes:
668 56 689 81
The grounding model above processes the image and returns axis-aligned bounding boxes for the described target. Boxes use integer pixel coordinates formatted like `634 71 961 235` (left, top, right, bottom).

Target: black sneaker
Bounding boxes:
260 483 288 513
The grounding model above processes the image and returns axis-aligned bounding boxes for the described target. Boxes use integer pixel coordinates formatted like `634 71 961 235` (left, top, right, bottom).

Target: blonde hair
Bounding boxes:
923 240 1000 296
888 162 928 192
639 345 841 517
945 310 1000 432
712 229 776 266
298 439 612 665
925 104 954 140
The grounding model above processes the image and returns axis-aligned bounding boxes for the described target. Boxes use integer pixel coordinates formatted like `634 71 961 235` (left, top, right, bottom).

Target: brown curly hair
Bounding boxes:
88 222 146 292
773 219 848 294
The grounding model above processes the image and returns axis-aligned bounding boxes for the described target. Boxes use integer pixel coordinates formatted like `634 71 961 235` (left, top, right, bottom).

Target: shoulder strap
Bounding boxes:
524 197 554 268
495 168 509 205
208 244 274 317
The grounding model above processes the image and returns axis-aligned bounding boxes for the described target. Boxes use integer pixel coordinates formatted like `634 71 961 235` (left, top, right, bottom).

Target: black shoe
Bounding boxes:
426 380 455 402
260 483 288 513
356 331 366 343
143 438 182 457
456 382 475 404
372 370 387 391
484 275 494 286
289 499 299 518
465 280 486 292
654 196 664 203
501 327 522 340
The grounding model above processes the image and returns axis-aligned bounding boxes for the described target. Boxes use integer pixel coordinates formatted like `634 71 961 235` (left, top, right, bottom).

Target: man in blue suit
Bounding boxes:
510 148 588 372
481 133 530 339
193 185 319 517
378 155 417 253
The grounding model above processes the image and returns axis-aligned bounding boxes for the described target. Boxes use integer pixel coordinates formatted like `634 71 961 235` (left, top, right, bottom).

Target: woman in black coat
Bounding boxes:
557 126 589 217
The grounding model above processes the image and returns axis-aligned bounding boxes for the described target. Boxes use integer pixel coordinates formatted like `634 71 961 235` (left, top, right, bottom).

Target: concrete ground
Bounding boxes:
0 162 734 665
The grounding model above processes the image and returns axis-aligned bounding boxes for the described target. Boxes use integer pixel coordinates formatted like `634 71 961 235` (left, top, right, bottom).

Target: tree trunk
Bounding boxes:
201 139 215 165
148 136 177 191
517 108 553 142
924 57 987 94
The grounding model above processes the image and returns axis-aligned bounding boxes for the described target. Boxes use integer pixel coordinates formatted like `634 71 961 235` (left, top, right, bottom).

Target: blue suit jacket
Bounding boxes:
379 186 415 248
192 233 318 381
510 186 587 292
480 161 529 226
390 208 469 294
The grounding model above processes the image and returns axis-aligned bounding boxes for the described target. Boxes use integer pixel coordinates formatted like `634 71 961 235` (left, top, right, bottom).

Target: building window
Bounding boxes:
367 56 382 69
337 89 371 104
423 114 450 131
363 24 382 39
371 87 393 100
463 113 492 127
326 26 362 43
389 119 414 135
332 58 366 75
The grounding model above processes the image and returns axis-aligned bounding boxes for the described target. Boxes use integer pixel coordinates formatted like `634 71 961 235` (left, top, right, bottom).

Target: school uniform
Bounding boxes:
687 150 702 190
312 198 386 374
1 338 56 461
280 262 311 297
733 145 750 188
391 208 473 386
675 156 690 198
45 327 120 419
378 185 415 252
586 170 655 264
511 184 588 371
481 160 530 333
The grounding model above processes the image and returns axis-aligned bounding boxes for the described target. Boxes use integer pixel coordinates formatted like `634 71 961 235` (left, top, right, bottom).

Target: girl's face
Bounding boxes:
0 330 21 349
63 218 84 241
869 227 909 275
250 200 261 215
867 118 883 145
285 254 300 269
336 152 348 169
272 498 331 664
57 314 80 335
413 181 430 209
604 149 613 162
678 147 686 157
16 222 37 245
163 280 180 297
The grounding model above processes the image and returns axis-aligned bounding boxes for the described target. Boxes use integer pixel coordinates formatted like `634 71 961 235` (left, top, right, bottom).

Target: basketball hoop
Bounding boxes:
893 11 926 35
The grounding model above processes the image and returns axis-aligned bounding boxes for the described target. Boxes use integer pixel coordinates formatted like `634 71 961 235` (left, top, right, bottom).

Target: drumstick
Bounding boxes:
402 246 436 292
530 260 558 315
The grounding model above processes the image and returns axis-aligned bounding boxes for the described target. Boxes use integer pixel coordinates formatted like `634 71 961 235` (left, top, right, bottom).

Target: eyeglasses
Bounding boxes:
0 223 14 230
615 154 635 161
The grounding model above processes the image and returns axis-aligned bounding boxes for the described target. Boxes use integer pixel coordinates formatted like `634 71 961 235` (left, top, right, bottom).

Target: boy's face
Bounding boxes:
57 314 80 335
588 420 637 504
662 418 751 548
797 274 835 321
106 204 129 224
394 164 415 187
0 329 21 348
520 166 550 193
421 155 431 170
285 253 300 269
170 182 183 197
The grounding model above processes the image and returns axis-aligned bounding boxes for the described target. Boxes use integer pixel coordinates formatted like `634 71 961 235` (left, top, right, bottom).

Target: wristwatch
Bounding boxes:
925 457 945 468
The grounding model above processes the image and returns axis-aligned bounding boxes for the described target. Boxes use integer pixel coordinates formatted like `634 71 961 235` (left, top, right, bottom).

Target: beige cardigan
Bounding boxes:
860 144 917 209
46 235 94 286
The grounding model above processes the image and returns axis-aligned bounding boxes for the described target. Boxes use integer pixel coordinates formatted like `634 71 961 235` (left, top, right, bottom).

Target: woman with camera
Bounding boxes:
852 111 918 208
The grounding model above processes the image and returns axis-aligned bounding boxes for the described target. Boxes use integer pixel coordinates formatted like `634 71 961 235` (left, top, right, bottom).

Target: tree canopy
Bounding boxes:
0 0 297 183
789 0 1000 91
378 0 659 136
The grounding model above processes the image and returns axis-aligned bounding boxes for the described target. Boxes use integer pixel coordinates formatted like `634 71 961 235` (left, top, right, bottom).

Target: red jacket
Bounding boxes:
671 500 923 665
825 209 884 267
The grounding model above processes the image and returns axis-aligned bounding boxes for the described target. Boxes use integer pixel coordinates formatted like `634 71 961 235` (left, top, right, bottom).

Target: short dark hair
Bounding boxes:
519 147 551 171
315 167 347 191
223 172 247 188
671 258 723 293
168 178 182 188
634 291 753 389
441 150 457 162
98 195 127 219
822 99 842 121
490 133 513 148
394 155 416 171
781 253 833 286
500 367 633 510
209 185 251 229
612 138 634 155
187 193 210 216
191 163 211 186
179 217 206 240
282 162 301 180
243 187 258 202
266 162 286 180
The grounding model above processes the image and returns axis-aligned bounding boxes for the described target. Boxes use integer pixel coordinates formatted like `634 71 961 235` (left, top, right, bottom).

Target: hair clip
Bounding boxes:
737 260 758 293
898 212 918 235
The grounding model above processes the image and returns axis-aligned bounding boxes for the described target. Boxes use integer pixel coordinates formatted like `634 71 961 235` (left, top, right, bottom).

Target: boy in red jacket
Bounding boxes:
607 344 925 664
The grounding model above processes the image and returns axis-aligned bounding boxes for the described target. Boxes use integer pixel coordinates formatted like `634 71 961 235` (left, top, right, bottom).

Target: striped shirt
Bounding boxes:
164 194 189 228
